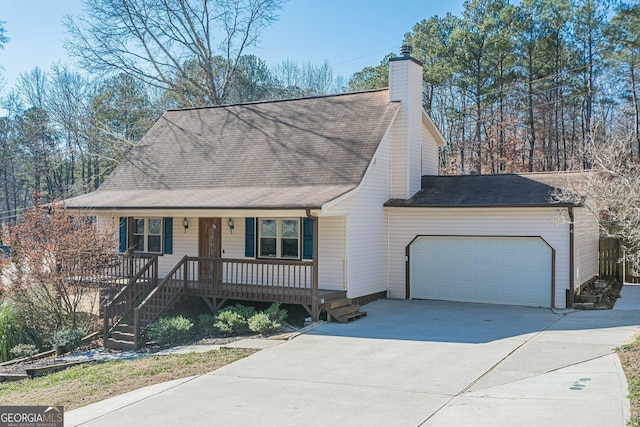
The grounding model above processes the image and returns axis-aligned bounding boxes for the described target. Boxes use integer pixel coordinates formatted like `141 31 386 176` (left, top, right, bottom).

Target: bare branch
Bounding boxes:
64 0 285 106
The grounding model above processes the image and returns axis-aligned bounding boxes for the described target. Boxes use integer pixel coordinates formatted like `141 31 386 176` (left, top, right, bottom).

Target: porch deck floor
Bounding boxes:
168 279 345 305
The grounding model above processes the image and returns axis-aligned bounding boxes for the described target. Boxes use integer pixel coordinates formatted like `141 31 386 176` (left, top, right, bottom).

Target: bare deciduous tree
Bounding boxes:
0 199 116 335
554 135 640 274
63 0 285 107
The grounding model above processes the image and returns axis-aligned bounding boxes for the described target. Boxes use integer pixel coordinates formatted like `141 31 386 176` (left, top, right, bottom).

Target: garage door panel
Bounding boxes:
410 236 552 308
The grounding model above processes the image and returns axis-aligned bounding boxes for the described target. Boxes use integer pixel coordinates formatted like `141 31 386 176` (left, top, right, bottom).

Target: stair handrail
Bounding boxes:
103 255 159 345
132 255 190 348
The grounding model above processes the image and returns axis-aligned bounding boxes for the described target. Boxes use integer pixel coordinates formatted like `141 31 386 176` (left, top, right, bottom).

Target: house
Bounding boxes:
65 46 599 347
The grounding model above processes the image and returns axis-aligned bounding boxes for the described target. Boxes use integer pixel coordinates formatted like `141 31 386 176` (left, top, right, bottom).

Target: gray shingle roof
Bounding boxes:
66 89 399 209
384 173 580 208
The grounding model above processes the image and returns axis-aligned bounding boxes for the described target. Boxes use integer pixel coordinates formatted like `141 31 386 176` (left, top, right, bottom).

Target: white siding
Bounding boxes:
573 207 599 289
160 216 198 277
407 62 423 197
387 207 571 308
318 216 346 291
221 216 248 259
390 100 408 198
389 58 424 199
421 123 439 175
327 134 392 298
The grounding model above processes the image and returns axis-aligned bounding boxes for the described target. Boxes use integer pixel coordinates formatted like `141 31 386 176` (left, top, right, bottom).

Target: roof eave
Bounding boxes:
66 204 324 211
384 202 580 209
422 111 447 147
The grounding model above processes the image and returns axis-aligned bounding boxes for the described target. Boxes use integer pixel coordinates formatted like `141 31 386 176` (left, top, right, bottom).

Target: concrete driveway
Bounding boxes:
67 287 640 427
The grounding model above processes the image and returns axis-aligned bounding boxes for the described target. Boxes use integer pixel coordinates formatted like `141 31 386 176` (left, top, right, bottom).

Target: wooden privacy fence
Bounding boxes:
599 238 622 281
599 237 640 283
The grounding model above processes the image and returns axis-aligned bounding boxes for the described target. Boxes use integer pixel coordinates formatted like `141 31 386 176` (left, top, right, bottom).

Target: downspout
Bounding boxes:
568 207 575 308
306 209 320 321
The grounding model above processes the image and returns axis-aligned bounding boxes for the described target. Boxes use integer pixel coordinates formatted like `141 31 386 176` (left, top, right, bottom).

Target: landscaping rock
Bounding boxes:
575 294 599 303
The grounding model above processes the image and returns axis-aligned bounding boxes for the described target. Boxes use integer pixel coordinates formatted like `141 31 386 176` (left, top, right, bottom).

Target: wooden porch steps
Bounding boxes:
323 298 367 323
105 338 136 351
105 322 136 350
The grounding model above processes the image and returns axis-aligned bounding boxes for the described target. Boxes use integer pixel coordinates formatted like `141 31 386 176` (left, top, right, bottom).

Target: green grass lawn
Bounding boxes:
619 336 640 427
0 348 256 410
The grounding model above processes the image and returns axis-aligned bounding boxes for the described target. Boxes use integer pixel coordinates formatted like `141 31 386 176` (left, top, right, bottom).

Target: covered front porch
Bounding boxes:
163 255 345 319
113 211 345 281
100 211 359 349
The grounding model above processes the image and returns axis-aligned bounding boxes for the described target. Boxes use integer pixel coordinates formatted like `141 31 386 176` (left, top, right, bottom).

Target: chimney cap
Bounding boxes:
399 44 412 56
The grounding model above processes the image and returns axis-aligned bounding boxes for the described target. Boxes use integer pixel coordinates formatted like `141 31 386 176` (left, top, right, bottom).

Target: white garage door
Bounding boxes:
409 236 552 307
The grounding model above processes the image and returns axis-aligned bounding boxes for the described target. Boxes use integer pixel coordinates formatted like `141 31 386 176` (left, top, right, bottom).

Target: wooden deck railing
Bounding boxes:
64 252 154 285
131 256 317 348
103 255 158 346
133 256 191 347
215 257 313 303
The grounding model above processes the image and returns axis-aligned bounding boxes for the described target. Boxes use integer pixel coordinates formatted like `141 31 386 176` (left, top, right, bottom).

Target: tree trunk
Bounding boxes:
527 51 536 173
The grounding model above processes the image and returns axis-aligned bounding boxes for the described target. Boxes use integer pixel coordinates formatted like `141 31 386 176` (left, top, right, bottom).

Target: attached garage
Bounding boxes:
409 236 553 307
385 174 600 309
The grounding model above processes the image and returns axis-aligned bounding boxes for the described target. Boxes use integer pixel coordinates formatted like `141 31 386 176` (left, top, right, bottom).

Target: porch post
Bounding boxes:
308 210 320 321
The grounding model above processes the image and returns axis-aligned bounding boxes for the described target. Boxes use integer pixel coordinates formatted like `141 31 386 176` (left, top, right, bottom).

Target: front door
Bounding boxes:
199 218 221 280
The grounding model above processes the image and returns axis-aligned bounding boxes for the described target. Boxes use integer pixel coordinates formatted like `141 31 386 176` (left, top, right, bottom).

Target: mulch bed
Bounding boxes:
0 331 277 377
575 277 622 308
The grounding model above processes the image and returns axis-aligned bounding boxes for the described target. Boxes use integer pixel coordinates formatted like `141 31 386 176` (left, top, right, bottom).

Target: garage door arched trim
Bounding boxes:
405 235 556 308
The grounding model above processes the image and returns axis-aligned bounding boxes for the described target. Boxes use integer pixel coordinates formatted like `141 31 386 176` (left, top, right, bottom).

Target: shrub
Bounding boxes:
263 303 288 324
210 303 287 336
213 310 250 336
10 343 37 359
0 303 40 361
147 316 194 346
211 304 258 336
197 314 218 335
51 328 86 353
248 312 281 334
228 304 258 320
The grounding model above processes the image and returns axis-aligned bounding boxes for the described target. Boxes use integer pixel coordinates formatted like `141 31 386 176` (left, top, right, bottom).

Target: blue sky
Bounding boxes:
0 0 465 93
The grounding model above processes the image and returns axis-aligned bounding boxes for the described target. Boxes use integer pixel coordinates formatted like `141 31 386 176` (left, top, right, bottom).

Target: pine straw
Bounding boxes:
618 335 640 427
0 348 256 410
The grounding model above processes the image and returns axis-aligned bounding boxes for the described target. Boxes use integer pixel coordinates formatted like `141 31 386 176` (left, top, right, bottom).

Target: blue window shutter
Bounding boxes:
302 217 313 260
119 217 127 252
245 217 255 258
163 217 173 254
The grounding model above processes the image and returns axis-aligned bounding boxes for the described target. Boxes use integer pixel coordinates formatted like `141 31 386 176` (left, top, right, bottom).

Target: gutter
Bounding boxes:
384 202 580 209
568 207 575 308
306 209 320 321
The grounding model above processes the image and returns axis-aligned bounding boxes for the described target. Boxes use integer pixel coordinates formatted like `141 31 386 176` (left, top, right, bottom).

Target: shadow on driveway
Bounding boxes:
309 299 640 344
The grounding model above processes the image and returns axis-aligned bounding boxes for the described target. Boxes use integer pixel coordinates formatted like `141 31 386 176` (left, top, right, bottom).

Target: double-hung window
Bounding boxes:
258 218 300 259
132 217 162 253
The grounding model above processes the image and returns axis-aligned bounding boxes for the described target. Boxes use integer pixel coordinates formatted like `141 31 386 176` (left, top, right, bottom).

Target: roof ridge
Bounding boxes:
166 88 391 112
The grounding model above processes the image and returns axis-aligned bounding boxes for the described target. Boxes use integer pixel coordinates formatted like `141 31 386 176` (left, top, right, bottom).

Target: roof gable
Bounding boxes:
68 89 400 209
